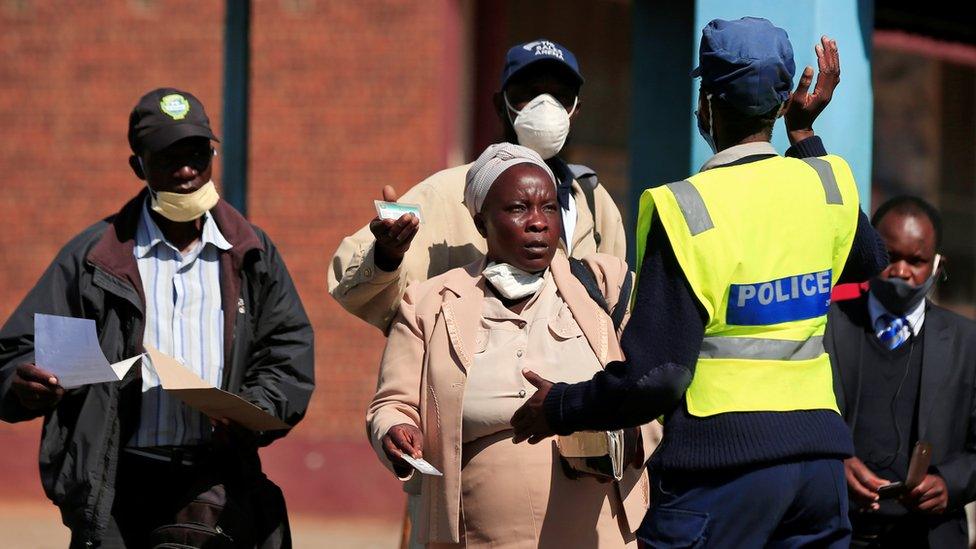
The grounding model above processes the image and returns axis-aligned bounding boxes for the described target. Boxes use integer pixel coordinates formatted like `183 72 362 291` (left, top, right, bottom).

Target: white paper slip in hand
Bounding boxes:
400 454 443 476
375 200 422 223
34 313 143 389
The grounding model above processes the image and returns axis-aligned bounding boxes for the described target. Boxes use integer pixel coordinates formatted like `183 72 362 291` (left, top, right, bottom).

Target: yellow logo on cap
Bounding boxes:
159 94 190 120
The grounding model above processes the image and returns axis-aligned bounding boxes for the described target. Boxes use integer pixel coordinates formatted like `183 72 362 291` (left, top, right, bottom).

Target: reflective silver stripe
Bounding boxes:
801 158 843 205
666 180 714 235
699 335 825 361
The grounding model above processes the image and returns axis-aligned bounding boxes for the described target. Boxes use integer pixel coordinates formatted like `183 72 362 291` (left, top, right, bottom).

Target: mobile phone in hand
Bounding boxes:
905 442 932 488
877 481 905 500
876 442 932 500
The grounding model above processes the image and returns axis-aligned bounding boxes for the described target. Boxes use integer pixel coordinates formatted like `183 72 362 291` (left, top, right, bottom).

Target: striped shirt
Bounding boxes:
128 200 231 448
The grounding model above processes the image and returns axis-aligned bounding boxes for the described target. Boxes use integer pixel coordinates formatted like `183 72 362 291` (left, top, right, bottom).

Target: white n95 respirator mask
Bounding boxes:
505 93 577 160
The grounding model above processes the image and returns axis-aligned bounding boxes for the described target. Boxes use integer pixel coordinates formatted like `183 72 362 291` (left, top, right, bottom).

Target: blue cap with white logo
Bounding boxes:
501 39 584 89
691 17 796 116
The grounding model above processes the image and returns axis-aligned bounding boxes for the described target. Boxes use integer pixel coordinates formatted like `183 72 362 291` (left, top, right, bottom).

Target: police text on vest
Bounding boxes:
727 270 832 326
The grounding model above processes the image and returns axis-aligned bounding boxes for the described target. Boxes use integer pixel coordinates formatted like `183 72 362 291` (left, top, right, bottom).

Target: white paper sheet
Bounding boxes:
34 314 142 389
400 454 443 476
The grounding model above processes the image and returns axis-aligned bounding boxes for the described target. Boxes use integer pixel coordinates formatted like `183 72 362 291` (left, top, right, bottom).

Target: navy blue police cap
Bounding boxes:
691 17 796 116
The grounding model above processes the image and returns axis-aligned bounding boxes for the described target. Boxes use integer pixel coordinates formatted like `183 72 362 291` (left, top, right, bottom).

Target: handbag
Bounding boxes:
148 474 291 549
148 483 242 549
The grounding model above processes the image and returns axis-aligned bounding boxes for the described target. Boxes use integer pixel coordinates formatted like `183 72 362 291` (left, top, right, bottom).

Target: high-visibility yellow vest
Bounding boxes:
635 155 860 417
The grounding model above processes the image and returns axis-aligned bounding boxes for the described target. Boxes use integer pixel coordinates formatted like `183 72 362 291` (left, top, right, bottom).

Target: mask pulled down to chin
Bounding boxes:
869 255 942 315
148 180 220 222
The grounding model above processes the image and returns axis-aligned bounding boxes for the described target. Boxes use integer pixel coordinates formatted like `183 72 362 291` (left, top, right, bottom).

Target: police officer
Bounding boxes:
511 18 889 547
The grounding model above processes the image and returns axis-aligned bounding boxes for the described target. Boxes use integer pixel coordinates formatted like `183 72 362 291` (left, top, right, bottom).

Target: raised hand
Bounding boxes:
369 185 420 272
784 35 840 145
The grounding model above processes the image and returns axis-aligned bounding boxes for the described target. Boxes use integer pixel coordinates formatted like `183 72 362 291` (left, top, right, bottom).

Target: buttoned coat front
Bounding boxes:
367 251 658 545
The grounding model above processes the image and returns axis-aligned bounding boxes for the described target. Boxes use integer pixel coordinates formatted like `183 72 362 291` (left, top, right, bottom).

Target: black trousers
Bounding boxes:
850 513 931 549
72 449 290 549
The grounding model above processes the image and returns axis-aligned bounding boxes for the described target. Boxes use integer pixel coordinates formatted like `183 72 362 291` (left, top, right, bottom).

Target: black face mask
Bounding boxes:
871 254 942 315
869 270 937 316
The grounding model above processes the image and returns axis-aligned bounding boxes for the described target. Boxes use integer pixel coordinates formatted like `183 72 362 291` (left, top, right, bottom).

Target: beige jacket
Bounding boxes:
328 163 627 332
367 252 658 544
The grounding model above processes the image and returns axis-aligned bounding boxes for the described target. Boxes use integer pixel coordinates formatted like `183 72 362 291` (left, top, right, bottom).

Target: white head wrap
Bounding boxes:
464 142 557 217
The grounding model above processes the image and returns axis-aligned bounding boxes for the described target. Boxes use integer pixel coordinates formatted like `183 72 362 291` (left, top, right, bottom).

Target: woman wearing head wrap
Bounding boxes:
366 143 656 547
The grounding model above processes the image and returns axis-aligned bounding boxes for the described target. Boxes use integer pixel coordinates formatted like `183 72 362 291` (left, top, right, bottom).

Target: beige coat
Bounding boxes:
329 163 627 332
367 252 658 545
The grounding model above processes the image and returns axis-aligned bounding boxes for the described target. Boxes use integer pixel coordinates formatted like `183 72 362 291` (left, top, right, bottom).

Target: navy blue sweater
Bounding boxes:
544 138 889 471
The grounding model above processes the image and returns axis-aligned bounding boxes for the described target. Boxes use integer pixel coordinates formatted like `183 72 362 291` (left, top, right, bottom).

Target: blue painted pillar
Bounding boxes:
630 0 874 261
691 0 874 208
222 0 250 217
628 1 697 264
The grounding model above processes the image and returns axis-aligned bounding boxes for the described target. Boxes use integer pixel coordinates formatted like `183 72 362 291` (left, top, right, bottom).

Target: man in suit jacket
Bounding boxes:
827 196 976 548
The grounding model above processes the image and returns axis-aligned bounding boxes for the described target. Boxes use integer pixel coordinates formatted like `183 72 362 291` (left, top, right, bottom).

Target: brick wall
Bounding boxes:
0 1 224 300
0 0 455 517
247 0 454 442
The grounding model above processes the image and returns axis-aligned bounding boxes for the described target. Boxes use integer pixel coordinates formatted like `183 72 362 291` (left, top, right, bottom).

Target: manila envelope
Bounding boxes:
145 346 290 432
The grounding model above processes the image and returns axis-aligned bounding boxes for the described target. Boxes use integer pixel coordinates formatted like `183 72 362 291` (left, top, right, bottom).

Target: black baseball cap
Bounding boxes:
127 88 219 154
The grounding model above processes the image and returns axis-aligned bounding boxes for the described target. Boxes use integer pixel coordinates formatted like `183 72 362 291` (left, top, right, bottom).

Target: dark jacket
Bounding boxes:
545 140 889 471
827 295 976 548
0 191 314 544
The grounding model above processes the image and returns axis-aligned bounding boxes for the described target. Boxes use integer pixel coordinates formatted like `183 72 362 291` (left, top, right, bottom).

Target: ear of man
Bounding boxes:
776 101 788 119
128 155 146 180
936 253 948 282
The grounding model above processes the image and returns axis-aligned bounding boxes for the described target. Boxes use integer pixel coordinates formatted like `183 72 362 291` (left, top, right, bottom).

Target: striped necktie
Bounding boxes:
876 313 910 350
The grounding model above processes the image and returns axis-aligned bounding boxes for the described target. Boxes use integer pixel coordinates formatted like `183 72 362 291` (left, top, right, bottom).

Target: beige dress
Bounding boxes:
440 272 635 548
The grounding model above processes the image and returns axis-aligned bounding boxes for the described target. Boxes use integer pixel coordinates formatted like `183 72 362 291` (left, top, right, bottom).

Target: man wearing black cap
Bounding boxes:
512 19 889 547
0 88 314 548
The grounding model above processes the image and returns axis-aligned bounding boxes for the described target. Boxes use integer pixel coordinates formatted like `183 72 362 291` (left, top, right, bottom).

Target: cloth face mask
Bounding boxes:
483 262 545 300
148 180 220 222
